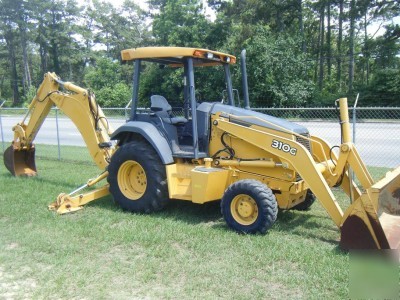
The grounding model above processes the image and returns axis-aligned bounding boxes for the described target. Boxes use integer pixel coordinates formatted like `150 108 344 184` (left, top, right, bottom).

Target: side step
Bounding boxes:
172 145 207 158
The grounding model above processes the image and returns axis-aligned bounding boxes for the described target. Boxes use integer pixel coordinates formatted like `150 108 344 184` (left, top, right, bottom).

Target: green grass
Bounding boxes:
34 144 94 163
0 156 390 299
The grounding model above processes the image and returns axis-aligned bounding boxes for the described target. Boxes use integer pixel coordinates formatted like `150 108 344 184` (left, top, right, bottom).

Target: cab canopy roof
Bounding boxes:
121 47 236 66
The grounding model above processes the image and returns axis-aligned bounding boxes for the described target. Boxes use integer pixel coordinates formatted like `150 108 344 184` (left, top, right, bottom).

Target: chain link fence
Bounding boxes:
0 106 399 168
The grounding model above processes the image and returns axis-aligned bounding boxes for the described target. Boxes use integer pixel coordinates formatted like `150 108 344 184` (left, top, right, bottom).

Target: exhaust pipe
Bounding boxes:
240 50 250 110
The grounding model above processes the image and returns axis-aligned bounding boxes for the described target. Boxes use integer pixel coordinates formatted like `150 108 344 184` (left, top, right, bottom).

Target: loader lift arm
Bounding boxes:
212 98 400 250
4 72 114 213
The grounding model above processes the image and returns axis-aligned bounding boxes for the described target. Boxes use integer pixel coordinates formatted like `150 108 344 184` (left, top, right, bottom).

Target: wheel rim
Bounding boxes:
118 160 147 200
230 194 259 225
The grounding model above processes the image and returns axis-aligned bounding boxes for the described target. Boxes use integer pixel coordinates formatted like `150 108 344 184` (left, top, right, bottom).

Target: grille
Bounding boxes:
295 133 312 181
296 134 312 153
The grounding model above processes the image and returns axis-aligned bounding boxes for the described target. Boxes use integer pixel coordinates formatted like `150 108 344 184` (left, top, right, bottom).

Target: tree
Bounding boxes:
364 68 400 106
0 0 21 105
15 0 32 93
84 57 131 107
373 24 400 69
298 0 306 52
151 0 212 47
318 0 325 91
0 0 399 107
242 26 315 107
348 0 356 93
30 0 81 80
326 0 332 79
90 0 148 60
336 0 344 88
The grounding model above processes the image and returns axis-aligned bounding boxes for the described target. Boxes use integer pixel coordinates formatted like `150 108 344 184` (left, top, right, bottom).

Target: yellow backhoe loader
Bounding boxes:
3 47 400 250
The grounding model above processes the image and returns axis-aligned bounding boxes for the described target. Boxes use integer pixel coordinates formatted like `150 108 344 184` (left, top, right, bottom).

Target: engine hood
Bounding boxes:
200 103 309 135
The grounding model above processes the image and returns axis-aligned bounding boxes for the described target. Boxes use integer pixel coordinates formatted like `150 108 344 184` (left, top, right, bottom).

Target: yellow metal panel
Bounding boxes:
166 163 193 201
347 145 374 189
191 167 230 203
209 117 297 183
121 47 236 65
231 170 308 209
213 115 344 226
339 98 351 143
208 114 314 209
167 162 231 202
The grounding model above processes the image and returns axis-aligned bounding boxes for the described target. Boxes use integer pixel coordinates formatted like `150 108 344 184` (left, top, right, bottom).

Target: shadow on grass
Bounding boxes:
275 210 339 246
36 180 345 251
91 197 344 250
89 197 223 224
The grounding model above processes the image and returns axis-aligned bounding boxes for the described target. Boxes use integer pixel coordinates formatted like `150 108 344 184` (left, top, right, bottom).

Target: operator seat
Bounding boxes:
150 95 187 125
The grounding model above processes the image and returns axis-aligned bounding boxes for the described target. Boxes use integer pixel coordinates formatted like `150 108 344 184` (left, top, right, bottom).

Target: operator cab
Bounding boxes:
122 47 237 159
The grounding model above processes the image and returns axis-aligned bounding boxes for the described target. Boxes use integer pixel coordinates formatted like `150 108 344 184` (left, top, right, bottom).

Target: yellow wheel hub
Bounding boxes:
231 194 258 225
118 160 147 200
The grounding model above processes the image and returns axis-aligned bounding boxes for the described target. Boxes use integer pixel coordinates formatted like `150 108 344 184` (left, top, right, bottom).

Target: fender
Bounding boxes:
111 121 174 164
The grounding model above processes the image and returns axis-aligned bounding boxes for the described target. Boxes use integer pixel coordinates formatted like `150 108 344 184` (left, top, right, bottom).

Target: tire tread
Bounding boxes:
221 179 278 234
107 140 168 213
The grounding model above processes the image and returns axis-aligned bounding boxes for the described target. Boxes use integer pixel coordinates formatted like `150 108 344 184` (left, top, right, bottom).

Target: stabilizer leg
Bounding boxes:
48 171 110 214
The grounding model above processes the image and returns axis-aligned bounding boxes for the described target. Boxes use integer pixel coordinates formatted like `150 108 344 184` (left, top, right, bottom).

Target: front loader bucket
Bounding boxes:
3 145 37 176
340 166 400 250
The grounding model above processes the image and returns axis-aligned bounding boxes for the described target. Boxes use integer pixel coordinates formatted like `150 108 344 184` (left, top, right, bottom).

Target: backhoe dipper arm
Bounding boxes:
7 72 113 174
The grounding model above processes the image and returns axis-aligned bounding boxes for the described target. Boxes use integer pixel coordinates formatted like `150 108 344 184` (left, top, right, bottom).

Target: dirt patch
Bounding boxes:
171 242 188 254
0 216 10 223
271 283 303 299
5 243 19 250
102 243 148 265
0 266 37 299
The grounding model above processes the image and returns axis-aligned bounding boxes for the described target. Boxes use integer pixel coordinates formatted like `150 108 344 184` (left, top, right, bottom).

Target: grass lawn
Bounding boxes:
0 153 391 299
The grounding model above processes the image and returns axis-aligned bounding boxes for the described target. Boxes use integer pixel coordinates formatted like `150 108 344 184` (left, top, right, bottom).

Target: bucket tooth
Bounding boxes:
3 145 37 177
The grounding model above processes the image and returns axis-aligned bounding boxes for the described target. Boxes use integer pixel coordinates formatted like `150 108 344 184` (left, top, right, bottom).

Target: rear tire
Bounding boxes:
292 190 315 211
107 139 169 213
221 179 278 234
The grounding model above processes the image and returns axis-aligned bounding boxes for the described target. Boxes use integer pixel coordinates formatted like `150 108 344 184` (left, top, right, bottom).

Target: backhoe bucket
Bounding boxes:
340 166 400 250
3 145 37 176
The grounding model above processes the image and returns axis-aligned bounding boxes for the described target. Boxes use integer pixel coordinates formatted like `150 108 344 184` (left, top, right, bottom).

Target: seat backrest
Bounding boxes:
150 95 172 112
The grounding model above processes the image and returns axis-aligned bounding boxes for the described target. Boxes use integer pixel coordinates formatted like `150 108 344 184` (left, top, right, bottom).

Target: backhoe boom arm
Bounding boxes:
5 72 113 175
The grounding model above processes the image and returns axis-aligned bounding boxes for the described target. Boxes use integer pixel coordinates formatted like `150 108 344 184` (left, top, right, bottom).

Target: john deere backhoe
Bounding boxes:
4 47 400 250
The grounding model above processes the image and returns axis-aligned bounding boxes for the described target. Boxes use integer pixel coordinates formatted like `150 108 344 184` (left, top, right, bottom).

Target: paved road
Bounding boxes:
1 116 399 167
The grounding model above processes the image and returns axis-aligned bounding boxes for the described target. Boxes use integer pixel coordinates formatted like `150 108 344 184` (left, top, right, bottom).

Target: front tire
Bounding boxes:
292 190 315 211
221 179 278 234
107 139 168 213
